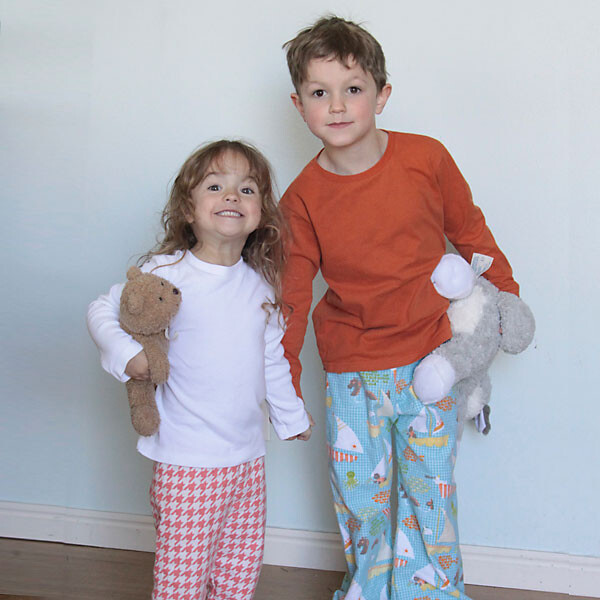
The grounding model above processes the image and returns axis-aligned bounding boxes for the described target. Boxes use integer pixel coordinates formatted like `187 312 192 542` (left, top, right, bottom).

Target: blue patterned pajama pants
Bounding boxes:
326 362 472 600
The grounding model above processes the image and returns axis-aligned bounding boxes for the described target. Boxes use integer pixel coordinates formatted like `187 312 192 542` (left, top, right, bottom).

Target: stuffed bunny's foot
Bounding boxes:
412 354 456 404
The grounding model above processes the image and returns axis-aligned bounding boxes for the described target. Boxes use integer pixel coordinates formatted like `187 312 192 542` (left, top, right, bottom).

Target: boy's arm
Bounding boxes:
86 281 144 382
280 191 321 398
436 143 519 295
263 307 311 440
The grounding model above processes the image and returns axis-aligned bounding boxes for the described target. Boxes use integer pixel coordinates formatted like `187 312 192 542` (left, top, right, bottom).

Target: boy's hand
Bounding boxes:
125 350 150 380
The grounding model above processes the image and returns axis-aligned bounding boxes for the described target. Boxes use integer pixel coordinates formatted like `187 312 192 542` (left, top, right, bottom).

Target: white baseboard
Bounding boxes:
1 501 598 597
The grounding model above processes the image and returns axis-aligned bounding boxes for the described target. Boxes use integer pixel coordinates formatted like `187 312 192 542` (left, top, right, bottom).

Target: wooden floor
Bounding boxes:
0 538 593 600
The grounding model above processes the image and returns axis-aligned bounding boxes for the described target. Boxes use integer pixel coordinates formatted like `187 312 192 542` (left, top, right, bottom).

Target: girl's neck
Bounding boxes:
318 129 388 176
190 241 243 267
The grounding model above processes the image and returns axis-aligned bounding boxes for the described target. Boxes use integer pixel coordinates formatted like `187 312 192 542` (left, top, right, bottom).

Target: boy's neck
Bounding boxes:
318 129 388 176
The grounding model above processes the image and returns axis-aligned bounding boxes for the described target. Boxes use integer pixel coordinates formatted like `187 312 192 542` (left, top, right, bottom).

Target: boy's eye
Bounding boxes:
348 86 361 94
312 89 326 98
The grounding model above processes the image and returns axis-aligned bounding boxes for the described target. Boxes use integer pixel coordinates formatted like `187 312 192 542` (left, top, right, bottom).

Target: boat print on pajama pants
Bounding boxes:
325 361 472 600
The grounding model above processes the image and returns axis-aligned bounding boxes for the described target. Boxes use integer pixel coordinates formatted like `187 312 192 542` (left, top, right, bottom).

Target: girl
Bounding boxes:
87 140 312 600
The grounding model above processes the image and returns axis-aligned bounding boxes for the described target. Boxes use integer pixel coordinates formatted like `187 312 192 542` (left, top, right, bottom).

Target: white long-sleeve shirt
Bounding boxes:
87 250 310 468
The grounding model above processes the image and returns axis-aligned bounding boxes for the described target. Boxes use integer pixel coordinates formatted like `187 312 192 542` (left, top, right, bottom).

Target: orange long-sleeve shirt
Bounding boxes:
281 131 518 398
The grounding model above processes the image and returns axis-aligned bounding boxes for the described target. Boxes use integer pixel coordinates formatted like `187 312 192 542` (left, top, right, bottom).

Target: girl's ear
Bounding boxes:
183 199 195 224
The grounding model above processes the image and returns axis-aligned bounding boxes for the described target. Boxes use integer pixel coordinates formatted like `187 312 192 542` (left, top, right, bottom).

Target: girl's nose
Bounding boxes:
224 190 239 202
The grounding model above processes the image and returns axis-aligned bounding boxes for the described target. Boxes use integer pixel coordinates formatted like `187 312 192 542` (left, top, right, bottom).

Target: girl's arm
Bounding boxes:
86 281 144 382
263 308 311 441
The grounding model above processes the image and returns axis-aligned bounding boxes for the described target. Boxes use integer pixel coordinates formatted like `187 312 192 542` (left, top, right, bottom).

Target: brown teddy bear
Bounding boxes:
119 266 181 436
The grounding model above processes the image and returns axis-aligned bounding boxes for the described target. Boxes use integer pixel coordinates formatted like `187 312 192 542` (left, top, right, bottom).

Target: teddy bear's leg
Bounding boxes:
412 354 456 404
126 379 160 436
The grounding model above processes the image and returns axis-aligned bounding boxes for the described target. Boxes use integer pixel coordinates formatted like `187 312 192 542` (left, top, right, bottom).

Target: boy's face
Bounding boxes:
291 57 391 151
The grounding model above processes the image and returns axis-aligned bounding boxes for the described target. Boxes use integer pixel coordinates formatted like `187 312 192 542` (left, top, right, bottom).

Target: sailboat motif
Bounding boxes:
345 580 366 600
371 439 392 486
377 391 394 418
394 528 415 567
334 501 350 515
368 535 393 579
368 408 382 438
371 454 388 485
411 562 450 589
340 521 353 552
425 507 456 555
329 416 364 462
368 390 395 437
409 406 449 448
434 476 456 499
411 563 437 586
379 583 389 600
438 509 456 543
339 521 356 566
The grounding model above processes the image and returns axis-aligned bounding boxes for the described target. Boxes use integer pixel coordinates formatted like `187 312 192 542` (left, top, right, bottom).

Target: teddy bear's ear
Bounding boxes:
124 290 145 315
126 266 143 281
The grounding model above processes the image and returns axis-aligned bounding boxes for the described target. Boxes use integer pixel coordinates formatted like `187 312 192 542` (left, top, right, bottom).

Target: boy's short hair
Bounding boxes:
283 15 388 92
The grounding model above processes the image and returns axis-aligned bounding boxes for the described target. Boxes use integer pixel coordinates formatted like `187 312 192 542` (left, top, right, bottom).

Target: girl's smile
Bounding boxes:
215 209 243 217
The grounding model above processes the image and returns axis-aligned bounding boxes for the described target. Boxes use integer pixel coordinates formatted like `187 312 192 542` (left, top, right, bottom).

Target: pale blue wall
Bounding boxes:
1 0 598 557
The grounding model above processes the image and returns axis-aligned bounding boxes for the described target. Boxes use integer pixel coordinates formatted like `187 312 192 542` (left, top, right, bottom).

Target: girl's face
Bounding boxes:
186 150 262 261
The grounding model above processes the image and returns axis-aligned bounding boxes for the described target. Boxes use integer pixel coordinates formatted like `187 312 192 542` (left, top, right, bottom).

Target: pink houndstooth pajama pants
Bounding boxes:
149 457 266 600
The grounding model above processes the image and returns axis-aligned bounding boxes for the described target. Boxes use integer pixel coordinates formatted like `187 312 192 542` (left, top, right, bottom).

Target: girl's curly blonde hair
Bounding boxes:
141 140 287 311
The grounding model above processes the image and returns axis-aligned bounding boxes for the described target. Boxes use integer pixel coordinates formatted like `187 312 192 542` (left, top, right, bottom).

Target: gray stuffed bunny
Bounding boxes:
412 254 535 436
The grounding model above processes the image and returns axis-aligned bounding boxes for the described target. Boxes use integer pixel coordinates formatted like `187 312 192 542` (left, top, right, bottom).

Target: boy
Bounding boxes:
280 16 519 600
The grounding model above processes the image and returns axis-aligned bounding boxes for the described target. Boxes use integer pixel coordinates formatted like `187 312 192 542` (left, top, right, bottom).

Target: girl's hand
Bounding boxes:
295 426 312 441
286 411 315 441
125 350 150 380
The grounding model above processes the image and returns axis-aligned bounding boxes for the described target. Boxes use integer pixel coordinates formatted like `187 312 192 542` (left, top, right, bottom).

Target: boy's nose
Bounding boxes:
329 94 345 113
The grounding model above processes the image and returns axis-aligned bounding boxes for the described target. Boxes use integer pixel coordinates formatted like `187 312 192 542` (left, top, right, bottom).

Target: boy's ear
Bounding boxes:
291 93 306 121
375 84 392 115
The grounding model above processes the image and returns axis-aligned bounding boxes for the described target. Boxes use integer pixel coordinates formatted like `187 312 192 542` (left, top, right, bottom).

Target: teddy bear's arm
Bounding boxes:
87 282 144 382
139 334 170 384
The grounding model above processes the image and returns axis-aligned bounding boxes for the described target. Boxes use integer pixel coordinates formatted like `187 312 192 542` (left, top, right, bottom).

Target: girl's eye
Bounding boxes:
241 187 255 195
208 184 220 191
312 89 326 98
348 86 361 94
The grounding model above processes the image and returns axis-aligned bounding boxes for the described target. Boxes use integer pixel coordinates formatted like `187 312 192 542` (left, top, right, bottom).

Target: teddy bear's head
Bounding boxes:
120 266 181 335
